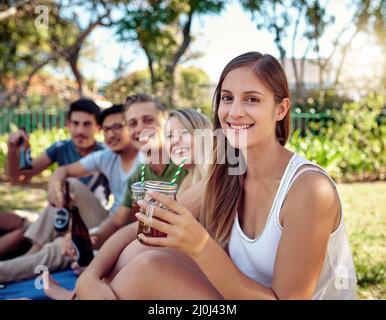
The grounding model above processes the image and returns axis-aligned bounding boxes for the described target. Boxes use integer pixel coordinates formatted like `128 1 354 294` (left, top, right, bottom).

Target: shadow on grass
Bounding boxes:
0 181 47 212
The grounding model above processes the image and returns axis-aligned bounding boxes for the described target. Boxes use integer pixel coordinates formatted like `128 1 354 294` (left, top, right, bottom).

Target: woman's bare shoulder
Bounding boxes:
282 170 339 227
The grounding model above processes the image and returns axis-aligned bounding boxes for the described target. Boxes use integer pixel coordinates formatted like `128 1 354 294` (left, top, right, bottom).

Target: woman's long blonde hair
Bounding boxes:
201 52 291 247
168 108 213 184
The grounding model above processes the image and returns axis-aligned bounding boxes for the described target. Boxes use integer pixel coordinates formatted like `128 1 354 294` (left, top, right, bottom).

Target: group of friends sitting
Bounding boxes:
0 52 357 300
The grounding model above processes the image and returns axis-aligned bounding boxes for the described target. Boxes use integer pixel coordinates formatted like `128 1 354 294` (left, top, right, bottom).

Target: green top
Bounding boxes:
122 162 189 209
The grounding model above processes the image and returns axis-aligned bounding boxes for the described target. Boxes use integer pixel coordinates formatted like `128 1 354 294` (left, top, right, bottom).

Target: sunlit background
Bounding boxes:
0 0 385 299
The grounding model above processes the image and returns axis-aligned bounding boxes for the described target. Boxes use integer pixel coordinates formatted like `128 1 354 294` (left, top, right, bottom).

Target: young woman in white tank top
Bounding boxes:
132 52 357 300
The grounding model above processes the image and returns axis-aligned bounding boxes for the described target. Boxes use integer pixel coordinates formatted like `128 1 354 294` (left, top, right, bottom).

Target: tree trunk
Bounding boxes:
24 57 55 93
70 59 83 96
334 30 359 87
291 58 301 103
298 42 311 104
51 10 110 98
290 6 303 104
165 8 194 106
13 57 55 107
143 48 156 94
166 72 175 107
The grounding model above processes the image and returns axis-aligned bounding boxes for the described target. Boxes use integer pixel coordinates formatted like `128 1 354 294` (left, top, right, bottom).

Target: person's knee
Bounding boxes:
108 251 167 299
66 177 83 195
132 250 170 272
0 211 24 231
112 250 222 300
11 227 25 239
122 250 170 284
66 178 89 208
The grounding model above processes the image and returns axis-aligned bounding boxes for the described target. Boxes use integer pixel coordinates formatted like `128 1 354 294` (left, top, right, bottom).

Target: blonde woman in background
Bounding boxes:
165 108 213 195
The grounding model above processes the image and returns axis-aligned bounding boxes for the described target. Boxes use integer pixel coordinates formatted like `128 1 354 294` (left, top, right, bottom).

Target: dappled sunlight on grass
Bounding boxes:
0 182 47 212
337 182 386 300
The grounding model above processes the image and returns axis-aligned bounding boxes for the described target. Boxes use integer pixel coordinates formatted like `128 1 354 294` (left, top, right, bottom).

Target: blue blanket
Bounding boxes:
0 269 77 300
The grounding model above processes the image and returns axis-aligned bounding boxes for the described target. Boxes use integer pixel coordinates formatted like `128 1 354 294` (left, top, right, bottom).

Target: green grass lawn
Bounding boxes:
0 181 385 299
0 183 47 212
337 182 385 300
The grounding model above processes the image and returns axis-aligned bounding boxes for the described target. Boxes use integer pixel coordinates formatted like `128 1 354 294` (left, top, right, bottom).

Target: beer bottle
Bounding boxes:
71 206 94 267
53 181 71 232
19 129 33 171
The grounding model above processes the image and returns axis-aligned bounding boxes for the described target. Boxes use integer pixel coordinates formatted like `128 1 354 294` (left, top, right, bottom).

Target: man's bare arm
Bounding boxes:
48 162 92 208
8 150 53 184
7 130 53 184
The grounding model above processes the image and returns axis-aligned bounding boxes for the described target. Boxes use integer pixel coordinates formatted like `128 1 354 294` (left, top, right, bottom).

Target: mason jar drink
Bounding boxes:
131 182 145 215
137 181 178 244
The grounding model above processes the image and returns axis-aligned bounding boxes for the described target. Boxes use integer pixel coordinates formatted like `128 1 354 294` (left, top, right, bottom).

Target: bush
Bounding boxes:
292 89 353 113
288 94 386 182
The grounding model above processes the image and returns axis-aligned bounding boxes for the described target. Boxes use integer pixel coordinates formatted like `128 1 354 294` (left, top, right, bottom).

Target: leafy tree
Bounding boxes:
102 66 212 111
49 0 116 96
178 66 212 112
103 69 152 103
0 0 117 107
241 0 385 103
0 0 56 107
116 0 225 106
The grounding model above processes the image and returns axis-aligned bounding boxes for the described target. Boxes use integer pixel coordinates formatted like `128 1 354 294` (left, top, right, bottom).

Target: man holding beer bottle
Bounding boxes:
0 99 108 263
0 104 137 283
49 104 139 263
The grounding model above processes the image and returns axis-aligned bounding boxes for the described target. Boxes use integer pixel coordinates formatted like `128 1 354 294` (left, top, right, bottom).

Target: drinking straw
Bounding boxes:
140 164 146 187
170 158 187 185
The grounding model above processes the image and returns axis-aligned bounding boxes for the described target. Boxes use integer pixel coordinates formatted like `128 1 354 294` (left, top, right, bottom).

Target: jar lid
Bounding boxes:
144 180 178 194
131 181 145 192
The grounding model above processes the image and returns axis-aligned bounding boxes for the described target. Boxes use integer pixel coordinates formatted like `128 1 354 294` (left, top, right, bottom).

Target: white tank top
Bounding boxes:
228 153 357 299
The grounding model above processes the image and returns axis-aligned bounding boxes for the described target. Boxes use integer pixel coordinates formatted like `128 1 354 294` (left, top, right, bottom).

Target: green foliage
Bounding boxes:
0 1 114 108
103 70 153 104
293 89 353 113
116 0 225 104
0 1 50 81
242 0 385 100
178 66 211 111
288 94 386 182
0 2 68 108
103 66 212 112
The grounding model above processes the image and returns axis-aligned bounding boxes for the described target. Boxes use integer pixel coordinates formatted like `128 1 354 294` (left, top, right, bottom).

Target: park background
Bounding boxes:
0 0 385 299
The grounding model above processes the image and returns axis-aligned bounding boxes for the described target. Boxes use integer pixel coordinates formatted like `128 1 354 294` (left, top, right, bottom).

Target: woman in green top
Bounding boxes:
120 108 213 209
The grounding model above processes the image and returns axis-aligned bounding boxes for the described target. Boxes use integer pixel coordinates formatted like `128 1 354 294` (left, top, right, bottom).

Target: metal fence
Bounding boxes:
0 108 332 134
291 110 333 135
0 109 67 134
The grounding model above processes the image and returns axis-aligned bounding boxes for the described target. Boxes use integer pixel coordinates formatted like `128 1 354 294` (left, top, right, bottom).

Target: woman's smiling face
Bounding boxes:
217 66 280 149
164 116 194 166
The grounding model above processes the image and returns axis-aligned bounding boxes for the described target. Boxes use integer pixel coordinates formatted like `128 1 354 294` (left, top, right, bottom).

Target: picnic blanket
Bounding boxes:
0 269 77 300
